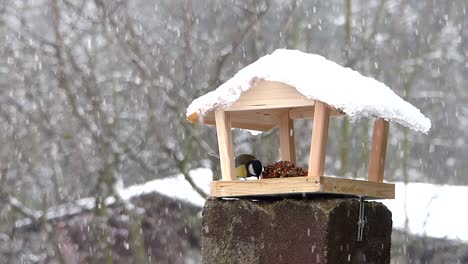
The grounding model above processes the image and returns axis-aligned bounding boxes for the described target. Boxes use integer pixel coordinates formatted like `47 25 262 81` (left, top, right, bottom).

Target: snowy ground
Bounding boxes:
17 168 467 243
118 168 213 207
383 182 468 242
142 168 467 242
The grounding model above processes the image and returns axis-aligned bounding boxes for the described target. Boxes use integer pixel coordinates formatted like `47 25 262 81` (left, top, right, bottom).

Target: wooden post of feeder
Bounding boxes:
308 101 330 178
279 111 296 164
215 109 236 181
368 118 390 182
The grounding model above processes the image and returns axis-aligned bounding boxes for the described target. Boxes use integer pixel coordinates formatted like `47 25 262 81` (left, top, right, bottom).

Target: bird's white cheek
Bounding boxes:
248 164 256 176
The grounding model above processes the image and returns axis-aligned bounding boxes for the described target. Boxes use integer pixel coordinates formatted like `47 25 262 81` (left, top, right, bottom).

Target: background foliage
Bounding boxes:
0 0 467 262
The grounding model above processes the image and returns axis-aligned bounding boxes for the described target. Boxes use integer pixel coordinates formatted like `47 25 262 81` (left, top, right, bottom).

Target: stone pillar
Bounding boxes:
202 198 392 264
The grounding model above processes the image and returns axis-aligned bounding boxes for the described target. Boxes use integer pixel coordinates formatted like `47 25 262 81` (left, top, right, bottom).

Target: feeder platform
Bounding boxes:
210 176 395 199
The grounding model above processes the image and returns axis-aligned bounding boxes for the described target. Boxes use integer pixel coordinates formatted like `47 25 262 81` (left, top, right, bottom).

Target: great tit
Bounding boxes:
235 154 263 179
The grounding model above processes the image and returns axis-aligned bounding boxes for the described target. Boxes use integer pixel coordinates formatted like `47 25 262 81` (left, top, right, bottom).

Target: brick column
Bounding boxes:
202 198 392 264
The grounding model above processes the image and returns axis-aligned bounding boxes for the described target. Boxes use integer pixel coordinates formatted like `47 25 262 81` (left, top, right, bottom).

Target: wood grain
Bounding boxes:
308 101 330 177
210 176 395 199
320 176 394 198
224 80 316 111
288 106 345 119
368 119 389 182
215 109 236 181
211 177 321 197
279 111 296 164
186 80 346 131
188 109 281 131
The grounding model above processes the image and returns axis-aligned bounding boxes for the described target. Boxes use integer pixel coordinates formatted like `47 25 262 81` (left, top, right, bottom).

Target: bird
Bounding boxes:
235 154 264 180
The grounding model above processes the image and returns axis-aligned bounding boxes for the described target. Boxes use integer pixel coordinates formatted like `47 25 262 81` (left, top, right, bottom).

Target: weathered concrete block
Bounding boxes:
202 198 392 264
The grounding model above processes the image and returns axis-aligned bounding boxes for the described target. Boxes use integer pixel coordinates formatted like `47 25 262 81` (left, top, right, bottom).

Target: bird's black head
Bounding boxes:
247 160 263 178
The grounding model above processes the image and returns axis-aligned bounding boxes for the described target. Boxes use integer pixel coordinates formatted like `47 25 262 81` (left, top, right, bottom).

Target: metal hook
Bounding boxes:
357 196 366 242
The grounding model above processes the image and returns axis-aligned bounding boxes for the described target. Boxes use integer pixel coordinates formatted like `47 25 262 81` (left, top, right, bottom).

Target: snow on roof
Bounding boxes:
187 49 431 133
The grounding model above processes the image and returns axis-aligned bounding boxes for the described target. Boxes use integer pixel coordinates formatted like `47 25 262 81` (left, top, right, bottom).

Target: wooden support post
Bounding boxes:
279 111 296 164
368 119 389 182
215 109 236 181
308 101 330 178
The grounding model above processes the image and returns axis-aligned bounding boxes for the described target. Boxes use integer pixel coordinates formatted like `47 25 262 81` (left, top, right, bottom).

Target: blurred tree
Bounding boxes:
0 0 466 262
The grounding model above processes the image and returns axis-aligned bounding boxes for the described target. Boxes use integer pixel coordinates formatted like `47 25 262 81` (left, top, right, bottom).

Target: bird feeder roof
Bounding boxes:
186 49 431 133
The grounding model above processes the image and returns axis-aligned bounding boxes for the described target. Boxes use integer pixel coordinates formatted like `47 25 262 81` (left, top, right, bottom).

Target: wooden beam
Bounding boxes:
308 101 330 177
279 111 296 164
224 80 315 111
210 176 395 199
368 119 390 182
211 177 320 197
288 106 345 120
190 109 281 131
215 109 236 181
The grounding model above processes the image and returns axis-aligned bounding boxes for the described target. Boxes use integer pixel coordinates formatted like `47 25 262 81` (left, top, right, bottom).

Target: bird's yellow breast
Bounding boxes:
235 165 248 178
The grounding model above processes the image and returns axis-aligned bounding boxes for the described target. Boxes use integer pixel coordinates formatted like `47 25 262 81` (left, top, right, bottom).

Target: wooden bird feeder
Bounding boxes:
186 49 430 199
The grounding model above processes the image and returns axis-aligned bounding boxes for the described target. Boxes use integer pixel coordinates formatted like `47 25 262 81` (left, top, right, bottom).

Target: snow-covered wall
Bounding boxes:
100 168 467 242
150 169 468 242
17 168 467 242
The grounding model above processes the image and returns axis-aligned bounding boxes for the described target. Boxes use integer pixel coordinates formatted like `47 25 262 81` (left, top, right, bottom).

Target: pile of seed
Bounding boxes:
262 161 308 179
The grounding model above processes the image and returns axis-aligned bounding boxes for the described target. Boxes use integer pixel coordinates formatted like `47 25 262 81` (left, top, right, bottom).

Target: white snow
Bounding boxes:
15 197 98 228
121 168 468 242
118 168 212 206
382 182 468 241
17 168 467 243
159 171 468 242
187 49 431 133
15 168 212 228
143 169 468 242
